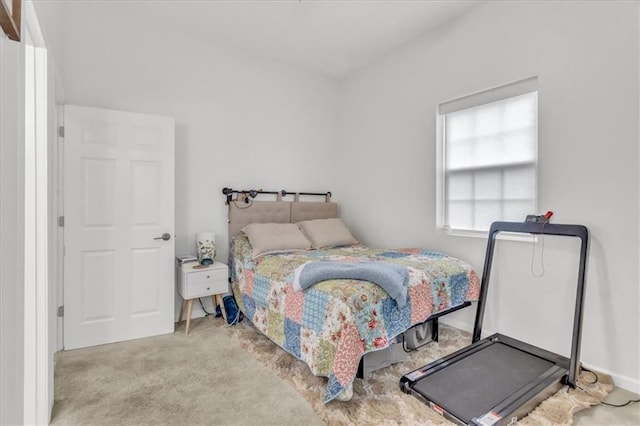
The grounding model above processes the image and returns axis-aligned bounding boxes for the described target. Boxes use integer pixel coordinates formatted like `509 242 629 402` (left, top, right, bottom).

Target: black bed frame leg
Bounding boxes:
431 318 439 342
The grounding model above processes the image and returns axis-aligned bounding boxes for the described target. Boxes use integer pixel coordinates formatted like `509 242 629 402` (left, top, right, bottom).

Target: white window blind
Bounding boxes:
438 79 538 233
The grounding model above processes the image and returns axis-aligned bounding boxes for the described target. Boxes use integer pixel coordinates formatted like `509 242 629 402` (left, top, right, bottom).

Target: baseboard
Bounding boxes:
439 317 473 334
174 297 217 322
439 319 640 395
581 363 640 395
440 317 498 337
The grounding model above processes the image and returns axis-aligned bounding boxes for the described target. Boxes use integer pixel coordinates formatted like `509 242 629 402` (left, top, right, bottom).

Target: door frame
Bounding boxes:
22 0 52 423
56 104 63 352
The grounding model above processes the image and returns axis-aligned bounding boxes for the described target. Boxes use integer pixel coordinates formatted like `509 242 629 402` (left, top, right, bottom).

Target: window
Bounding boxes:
437 78 538 235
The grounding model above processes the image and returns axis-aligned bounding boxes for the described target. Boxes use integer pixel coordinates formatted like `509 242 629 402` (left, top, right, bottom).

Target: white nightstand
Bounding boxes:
177 261 229 334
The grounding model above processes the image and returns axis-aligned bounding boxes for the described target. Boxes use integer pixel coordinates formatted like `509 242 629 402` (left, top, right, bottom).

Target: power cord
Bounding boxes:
199 296 244 325
576 365 640 408
226 308 242 326
198 297 215 316
580 366 598 385
530 222 546 277
232 199 254 209
601 398 640 408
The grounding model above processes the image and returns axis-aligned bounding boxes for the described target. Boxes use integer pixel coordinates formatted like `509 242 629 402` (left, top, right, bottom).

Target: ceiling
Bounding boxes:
42 0 479 78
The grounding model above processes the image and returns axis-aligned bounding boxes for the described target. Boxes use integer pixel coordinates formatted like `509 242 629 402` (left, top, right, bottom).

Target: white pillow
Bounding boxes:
241 223 311 258
297 218 358 249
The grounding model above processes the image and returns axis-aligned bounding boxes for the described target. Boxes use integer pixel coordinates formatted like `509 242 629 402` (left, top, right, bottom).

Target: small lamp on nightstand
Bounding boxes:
196 232 216 265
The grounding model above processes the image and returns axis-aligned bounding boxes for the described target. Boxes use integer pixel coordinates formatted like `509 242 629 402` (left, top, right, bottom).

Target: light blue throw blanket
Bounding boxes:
294 261 410 308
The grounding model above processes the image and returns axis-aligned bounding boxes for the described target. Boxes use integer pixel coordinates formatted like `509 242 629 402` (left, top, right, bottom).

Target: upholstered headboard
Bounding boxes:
227 200 338 237
291 202 338 223
223 187 337 237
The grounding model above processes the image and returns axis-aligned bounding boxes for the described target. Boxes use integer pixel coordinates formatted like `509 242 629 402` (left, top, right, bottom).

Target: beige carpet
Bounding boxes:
51 317 614 425
51 319 322 425
226 319 614 425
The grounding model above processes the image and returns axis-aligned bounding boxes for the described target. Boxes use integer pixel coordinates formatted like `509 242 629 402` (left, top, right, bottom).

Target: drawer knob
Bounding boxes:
206 275 210 279
207 287 210 290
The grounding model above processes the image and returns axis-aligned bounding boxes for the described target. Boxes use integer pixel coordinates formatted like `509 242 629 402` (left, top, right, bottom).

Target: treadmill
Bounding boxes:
400 221 589 426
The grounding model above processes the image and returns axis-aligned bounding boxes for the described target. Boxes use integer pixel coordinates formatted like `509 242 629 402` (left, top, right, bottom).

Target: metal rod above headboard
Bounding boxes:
222 187 332 204
223 187 337 237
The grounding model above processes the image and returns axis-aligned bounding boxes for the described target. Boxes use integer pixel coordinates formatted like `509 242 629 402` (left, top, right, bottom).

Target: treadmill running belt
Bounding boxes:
412 342 555 423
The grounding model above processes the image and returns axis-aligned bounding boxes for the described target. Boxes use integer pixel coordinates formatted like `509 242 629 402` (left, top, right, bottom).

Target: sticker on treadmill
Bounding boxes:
405 370 425 381
429 402 444 416
475 411 502 426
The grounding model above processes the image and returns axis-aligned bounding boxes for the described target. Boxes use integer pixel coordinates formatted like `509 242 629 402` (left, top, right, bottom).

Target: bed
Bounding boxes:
224 190 480 403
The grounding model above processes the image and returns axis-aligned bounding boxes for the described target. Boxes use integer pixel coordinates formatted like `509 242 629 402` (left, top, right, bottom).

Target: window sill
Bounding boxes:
437 226 538 243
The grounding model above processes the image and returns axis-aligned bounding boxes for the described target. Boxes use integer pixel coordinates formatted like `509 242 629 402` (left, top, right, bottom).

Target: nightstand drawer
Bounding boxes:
185 276 228 298
177 261 229 299
189 266 227 283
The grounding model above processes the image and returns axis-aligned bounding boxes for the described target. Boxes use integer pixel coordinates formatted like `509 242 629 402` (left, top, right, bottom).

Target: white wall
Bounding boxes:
42 4 340 320
0 32 26 426
337 1 639 392
34 0 639 393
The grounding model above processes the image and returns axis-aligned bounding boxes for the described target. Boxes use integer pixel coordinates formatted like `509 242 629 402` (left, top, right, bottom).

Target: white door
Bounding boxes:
63 105 175 349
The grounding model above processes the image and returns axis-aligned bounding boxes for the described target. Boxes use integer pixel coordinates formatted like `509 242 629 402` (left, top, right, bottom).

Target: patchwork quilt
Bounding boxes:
230 235 480 403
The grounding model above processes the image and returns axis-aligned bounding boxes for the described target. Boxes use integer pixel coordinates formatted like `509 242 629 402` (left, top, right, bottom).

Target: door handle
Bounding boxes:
154 233 171 241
